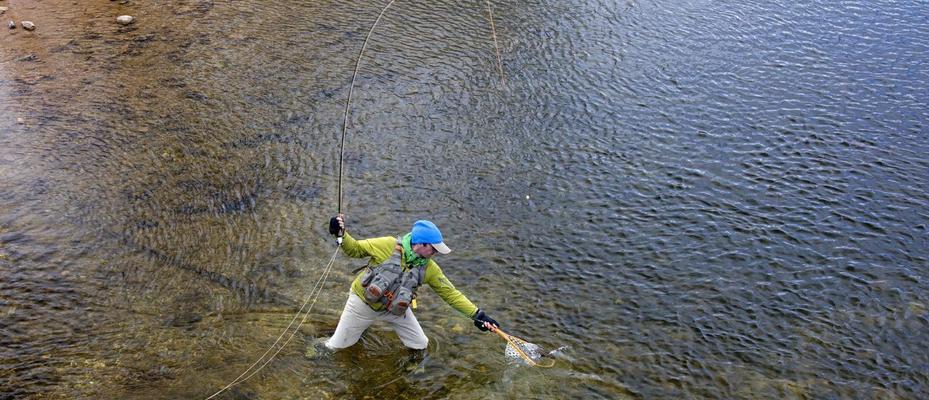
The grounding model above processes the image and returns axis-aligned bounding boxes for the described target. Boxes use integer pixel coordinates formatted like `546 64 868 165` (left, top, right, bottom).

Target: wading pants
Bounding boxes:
325 291 428 350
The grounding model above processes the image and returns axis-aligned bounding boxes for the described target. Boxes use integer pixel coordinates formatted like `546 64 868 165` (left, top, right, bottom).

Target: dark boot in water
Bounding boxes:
404 348 427 374
305 337 334 359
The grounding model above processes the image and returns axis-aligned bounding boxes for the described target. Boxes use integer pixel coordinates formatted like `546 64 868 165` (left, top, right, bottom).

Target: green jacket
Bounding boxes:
340 232 479 318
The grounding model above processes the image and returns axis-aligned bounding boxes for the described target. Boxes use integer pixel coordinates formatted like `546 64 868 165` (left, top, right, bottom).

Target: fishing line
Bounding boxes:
485 0 506 87
204 248 339 400
207 2 400 398
227 248 338 385
207 0 506 397
338 0 505 212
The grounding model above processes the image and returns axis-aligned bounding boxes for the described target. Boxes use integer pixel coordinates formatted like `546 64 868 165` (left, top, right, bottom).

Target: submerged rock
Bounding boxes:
165 312 202 327
0 231 26 244
117 15 134 25
22 21 35 31
0 7 9 15
8 20 14 30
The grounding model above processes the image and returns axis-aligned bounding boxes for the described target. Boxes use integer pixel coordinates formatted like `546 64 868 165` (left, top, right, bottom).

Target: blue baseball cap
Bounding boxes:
410 220 451 254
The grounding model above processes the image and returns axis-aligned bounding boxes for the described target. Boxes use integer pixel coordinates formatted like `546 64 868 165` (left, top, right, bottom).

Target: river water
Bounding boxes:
2 0 928 399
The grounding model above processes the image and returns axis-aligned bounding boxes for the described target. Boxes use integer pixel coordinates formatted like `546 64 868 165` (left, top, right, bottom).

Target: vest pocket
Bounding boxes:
386 272 420 315
388 286 412 315
362 266 400 303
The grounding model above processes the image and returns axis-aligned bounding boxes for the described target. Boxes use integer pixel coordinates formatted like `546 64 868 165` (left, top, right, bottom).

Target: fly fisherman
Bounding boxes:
323 214 500 352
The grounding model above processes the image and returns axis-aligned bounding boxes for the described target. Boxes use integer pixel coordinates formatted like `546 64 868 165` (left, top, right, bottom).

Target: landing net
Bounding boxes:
495 328 556 368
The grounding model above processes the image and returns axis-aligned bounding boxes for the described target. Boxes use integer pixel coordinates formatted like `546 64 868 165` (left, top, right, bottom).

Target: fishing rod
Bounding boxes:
333 0 401 246
206 4 400 398
206 1 506 397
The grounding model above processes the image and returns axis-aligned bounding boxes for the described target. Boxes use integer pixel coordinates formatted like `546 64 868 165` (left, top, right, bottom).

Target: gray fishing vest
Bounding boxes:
358 239 426 315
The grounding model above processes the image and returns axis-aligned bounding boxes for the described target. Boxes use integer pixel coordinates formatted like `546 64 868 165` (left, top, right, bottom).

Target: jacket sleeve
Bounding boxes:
340 232 396 265
424 262 479 318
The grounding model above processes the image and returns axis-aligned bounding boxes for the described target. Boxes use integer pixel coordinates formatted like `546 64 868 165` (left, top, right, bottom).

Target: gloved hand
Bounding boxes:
329 214 345 236
473 309 499 332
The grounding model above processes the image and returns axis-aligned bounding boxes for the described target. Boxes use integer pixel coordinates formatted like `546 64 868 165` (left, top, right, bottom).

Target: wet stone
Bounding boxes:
116 15 134 25
165 312 202 327
228 387 259 400
22 21 35 31
184 91 208 101
8 20 14 29
0 232 26 244
133 33 155 42
135 220 158 229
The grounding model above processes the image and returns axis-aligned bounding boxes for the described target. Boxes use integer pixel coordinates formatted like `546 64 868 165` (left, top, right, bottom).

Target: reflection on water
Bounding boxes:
2 0 928 398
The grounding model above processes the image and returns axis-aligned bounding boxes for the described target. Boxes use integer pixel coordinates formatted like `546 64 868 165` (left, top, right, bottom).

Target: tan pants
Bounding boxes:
325 291 429 350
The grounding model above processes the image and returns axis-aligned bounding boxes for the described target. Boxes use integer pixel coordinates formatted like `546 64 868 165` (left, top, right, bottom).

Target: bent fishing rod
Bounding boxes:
206 1 505 397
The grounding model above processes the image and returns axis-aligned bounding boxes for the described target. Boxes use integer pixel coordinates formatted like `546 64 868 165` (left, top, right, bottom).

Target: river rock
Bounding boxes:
0 231 26 244
7 20 14 29
165 312 202 327
116 15 134 25
0 7 9 15
22 21 35 31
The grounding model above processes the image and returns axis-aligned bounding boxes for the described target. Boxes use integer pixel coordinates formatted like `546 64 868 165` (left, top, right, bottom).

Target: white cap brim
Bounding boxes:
433 242 451 254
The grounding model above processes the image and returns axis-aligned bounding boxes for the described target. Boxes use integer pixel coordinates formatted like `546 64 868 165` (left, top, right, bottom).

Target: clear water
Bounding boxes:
2 0 928 398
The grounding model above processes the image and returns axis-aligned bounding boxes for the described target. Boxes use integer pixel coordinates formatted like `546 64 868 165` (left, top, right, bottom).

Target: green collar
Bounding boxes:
400 233 428 268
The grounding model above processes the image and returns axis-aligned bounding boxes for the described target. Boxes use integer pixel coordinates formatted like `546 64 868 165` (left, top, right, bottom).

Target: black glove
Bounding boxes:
328 216 343 236
473 309 499 332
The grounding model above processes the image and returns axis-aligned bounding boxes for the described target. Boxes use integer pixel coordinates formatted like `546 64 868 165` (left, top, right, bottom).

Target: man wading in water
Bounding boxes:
322 214 500 355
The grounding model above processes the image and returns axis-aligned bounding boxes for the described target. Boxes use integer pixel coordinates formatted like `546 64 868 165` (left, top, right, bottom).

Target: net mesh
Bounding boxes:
504 337 544 364
501 333 555 367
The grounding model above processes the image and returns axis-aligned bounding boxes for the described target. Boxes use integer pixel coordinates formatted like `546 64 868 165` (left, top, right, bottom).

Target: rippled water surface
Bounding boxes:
2 0 928 398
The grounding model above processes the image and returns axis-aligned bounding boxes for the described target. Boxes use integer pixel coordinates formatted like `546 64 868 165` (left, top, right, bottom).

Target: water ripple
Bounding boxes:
2 0 928 398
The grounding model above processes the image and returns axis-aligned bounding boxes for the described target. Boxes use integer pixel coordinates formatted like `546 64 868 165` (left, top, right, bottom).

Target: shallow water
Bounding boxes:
2 0 928 398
